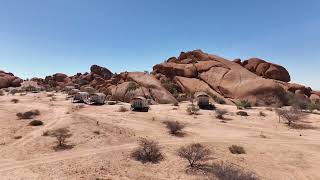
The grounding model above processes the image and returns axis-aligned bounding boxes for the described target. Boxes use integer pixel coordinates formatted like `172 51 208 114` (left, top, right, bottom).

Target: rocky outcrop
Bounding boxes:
153 50 287 106
0 70 23 88
109 72 177 104
90 64 113 79
240 58 290 82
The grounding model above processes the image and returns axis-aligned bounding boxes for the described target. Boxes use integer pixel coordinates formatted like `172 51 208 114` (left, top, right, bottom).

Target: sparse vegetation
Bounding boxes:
259 111 266 117
236 100 252 109
177 143 212 168
210 162 258 180
237 111 249 116
118 106 129 112
127 81 141 92
131 138 163 163
16 109 40 119
13 136 22 140
47 93 55 97
281 107 307 127
29 120 44 126
186 103 200 115
229 145 246 154
11 98 19 103
210 94 226 104
163 120 185 136
48 128 73 148
216 109 227 120
161 80 181 98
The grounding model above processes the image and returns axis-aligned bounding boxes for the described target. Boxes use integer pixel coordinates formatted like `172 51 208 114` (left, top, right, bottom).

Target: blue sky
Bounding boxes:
0 0 320 89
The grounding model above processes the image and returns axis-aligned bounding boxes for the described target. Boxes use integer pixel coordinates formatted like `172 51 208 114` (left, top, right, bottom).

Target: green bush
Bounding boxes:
127 81 141 92
161 80 181 98
236 100 251 109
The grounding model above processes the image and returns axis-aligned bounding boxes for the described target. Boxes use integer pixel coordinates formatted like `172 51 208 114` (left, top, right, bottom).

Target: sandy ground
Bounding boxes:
0 92 320 180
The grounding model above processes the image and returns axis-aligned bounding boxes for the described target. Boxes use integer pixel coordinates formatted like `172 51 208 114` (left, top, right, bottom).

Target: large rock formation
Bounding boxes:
108 72 177 104
153 50 287 106
0 70 23 88
240 58 291 82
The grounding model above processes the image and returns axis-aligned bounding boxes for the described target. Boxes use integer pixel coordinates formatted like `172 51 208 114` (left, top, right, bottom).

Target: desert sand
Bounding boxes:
0 92 320 180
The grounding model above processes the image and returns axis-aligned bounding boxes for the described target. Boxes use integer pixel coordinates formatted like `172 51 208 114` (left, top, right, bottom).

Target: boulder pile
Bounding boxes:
0 70 23 88
3 49 318 106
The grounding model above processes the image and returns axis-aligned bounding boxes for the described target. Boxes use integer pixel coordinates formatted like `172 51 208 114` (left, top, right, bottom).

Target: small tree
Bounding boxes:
281 107 306 127
177 143 212 168
131 138 163 163
49 128 73 147
163 120 185 136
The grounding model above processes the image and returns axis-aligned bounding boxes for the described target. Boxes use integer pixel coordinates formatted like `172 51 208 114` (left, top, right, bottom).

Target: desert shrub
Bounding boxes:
208 94 226 104
177 143 212 168
48 128 73 147
161 80 181 98
281 107 307 127
216 109 227 120
236 111 249 116
93 130 100 135
9 89 19 95
186 104 200 115
259 111 266 117
173 102 179 106
14 136 22 139
265 107 273 111
236 100 252 109
47 93 55 97
163 120 185 136
306 102 320 112
29 120 44 126
286 92 309 109
131 138 163 163
42 130 50 136
211 162 258 180
0 90 4 96
127 81 141 92
16 109 40 119
229 145 246 154
11 99 19 103
118 106 129 112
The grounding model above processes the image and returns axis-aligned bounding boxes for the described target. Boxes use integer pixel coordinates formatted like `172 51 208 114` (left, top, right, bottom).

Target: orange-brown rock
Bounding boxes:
242 58 290 82
0 71 23 88
153 50 287 106
110 72 177 104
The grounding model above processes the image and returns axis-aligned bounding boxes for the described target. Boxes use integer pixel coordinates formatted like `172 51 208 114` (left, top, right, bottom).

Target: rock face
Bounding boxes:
90 65 113 79
0 70 23 88
109 72 177 104
240 58 291 82
153 50 287 106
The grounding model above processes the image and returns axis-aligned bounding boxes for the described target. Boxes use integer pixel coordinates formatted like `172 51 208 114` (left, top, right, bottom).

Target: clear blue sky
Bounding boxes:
1 0 319 89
